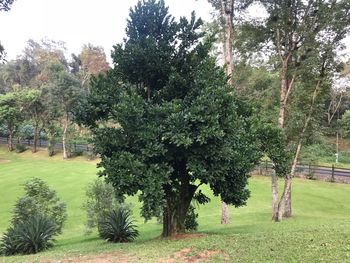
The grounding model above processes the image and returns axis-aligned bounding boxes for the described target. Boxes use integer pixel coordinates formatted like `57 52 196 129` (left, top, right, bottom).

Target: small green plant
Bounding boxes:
185 204 198 231
97 208 139 243
15 144 27 153
83 178 126 234
0 214 56 255
12 178 67 235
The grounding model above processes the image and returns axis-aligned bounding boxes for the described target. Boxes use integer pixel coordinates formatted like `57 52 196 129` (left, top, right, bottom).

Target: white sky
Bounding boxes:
0 0 212 62
0 0 349 63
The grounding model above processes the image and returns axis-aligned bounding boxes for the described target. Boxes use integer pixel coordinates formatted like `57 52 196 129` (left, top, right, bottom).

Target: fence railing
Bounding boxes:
0 136 92 153
256 161 350 183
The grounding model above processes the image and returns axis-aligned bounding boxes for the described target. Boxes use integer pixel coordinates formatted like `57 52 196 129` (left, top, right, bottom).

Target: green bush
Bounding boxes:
185 204 198 231
83 178 126 234
97 208 139 243
0 214 56 255
12 178 67 235
15 144 27 153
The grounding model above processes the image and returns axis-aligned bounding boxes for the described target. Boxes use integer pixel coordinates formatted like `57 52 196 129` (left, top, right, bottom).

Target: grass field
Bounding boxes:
1 146 350 262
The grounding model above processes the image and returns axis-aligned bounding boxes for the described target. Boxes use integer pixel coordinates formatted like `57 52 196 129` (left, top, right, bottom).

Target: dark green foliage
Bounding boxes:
97 208 139 243
0 214 56 256
15 144 27 153
184 205 198 231
257 124 291 177
76 0 274 236
12 178 67 235
83 178 127 233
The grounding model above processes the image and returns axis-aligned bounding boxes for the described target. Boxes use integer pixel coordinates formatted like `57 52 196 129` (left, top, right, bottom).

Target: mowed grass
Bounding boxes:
1 146 350 262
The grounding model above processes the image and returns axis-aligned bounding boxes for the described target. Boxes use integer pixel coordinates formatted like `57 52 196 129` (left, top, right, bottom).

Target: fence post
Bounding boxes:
331 164 335 183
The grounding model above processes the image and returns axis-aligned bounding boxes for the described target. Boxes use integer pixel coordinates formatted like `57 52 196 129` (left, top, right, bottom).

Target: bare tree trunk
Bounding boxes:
221 0 234 84
220 0 235 225
221 201 230 224
32 124 39 153
277 80 321 220
8 131 14 151
62 114 69 159
271 171 279 220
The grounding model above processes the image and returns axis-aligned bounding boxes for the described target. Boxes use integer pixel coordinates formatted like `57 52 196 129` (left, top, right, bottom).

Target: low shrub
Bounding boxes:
0 214 56 255
15 144 27 153
185 204 198 231
97 208 139 243
83 178 126 233
12 178 67 235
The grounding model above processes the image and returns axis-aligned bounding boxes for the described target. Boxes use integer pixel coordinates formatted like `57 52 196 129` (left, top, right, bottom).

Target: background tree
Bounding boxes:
0 91 23 151
46 63 82 159
208 0 254 225
240 0 350 220
76 0 266 237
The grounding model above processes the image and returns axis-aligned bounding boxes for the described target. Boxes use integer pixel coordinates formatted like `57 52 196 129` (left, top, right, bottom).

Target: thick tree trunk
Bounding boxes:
62 114 69 159
162 160 196 237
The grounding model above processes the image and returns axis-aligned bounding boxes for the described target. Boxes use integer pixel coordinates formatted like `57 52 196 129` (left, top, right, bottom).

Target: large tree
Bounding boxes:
77 0 265 237
208 0 254 224
240 0 350 220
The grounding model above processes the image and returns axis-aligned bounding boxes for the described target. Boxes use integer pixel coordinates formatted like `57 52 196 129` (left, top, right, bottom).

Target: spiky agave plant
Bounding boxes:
0 214 56 255
97 208 139 243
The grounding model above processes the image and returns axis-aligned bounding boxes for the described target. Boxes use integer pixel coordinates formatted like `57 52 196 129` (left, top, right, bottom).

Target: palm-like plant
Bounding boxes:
97 208 139 243
0 214 56 255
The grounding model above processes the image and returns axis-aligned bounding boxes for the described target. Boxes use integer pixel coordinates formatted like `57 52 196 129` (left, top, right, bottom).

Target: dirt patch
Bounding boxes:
0 159 10 163
160 248 226 263
46 252 133 263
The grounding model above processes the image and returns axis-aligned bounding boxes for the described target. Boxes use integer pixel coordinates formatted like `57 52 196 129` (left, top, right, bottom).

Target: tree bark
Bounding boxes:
32 124 39 153
62 114 69 159
220 0 235 224
276 80 321 221
8 130 14 151
221 201 230 224
162 160 196 237
221 0 234 85
271 171 279 220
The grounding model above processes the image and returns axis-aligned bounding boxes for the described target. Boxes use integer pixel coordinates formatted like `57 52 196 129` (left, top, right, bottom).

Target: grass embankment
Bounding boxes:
0 147 350 262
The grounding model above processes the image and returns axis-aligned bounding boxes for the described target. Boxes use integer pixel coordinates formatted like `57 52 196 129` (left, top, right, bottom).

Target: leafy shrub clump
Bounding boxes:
97 208 139 243
15 144 27 153
12 178 67 235
185 205 198 231
0 214 56 255
83 178 127 233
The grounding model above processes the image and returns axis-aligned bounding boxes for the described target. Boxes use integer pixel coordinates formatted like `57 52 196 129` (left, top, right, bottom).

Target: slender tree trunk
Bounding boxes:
220 0 234 224
276 80 321 221
62 114 69 159
271 171 279 219
221 0 234 84
8 130 14 151
32 124 39 153
221 201 230 224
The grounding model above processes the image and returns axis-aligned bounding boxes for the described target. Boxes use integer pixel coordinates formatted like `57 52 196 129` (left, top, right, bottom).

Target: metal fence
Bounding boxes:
256 161 350 183
0 136 92 153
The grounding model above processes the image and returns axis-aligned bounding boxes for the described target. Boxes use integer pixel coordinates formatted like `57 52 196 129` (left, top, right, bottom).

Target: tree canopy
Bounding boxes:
76 0 276 237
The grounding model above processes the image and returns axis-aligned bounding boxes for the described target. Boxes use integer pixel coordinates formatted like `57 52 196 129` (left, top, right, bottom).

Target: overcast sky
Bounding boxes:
0 0 213 62
1 0 349 63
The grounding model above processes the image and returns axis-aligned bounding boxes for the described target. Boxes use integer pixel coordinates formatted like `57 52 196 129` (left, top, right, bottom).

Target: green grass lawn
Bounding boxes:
1 146 350 262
